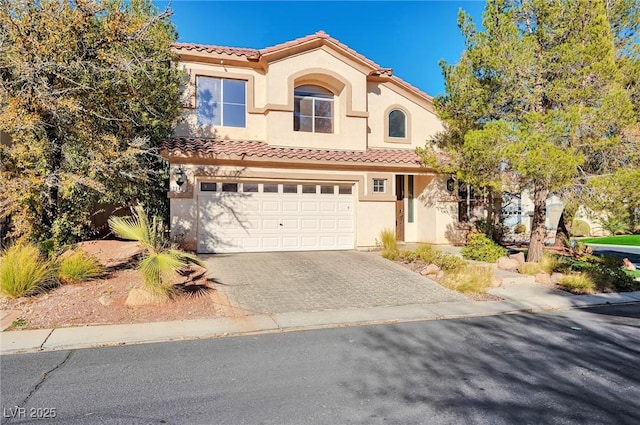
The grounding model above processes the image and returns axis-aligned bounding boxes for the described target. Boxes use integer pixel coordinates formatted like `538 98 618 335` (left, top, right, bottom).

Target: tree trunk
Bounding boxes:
486 188 504 242
527 184 549 263
553 209 571 249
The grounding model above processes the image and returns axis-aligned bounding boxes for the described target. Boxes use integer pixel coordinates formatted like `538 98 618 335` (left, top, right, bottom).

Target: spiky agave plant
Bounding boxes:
108 205 203 299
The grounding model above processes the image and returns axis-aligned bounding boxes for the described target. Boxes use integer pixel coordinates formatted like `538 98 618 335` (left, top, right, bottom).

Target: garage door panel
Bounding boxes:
281 218 299 230
301 201 318 212
282 201 299 212
262 200 280 212
301 219 318 230
262 219 280 230
197 182 354 253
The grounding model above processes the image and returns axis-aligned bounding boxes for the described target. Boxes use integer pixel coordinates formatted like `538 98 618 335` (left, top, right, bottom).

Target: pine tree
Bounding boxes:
424 0 638 262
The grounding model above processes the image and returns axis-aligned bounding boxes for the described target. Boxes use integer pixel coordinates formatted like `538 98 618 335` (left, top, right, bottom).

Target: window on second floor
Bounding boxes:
197 76 246 128
388 109 406 138
294 85 334 134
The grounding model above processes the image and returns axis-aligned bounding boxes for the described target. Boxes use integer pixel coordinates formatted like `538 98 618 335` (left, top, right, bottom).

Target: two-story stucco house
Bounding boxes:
161 31 458 253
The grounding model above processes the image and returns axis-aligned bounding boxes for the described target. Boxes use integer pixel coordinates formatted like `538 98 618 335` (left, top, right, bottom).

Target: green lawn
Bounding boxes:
581 235 640 246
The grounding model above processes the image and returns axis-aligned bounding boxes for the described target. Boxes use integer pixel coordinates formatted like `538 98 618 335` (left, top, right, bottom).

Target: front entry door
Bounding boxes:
395 175 405 241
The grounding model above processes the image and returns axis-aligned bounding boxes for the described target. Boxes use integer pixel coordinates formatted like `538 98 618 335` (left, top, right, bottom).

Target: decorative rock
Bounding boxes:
497 256 520 271
436 271 445 280
125 288 168 306
551 272 564 285
509 252 526 265
535 273 551 285
623 258 636 271
491 276 503 287
420 264 441 276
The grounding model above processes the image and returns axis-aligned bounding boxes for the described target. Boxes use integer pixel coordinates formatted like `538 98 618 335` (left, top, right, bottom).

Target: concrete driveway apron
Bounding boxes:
201 251 466 315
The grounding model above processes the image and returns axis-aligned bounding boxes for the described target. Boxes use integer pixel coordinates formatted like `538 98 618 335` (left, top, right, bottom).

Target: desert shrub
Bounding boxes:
558 273 596 294
518 262 543 275
109 205 204 299
378 228 397 251
570 219 590 237
57 250 104 284
513 223 526 234
556 255 638 292
460 232 507 262
382 248 399 261
398 250 418 263
540 253 564 274
415 244 439 263
0 244 53 298
435 253 467 272
441 265 493 293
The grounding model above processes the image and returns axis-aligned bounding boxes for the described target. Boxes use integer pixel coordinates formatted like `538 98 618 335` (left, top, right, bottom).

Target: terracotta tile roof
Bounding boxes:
161 138 427 167
259 31 382 70
172 42 259 58
172 31 433 102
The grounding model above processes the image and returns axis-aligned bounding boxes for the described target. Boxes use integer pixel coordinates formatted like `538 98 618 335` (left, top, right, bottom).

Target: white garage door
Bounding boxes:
197 182 354 253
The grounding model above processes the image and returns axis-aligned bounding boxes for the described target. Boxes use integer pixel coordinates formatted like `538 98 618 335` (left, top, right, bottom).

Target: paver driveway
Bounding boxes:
202 251 466 314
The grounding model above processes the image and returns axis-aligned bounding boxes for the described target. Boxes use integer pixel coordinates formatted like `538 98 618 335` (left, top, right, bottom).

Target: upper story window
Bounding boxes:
388 109 406 138
197 76 246 128
294 85 334 134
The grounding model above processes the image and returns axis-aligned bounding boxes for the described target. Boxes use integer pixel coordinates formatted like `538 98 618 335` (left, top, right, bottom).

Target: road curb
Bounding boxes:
2 295 638 355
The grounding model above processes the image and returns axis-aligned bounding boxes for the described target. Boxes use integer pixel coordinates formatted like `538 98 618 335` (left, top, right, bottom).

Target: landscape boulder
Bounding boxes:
535 273 551 285
420 264 441 276
508 252 526 265
497 256 520 271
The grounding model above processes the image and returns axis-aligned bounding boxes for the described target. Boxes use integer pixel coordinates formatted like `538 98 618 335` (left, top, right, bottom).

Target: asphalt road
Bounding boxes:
2 305 639 425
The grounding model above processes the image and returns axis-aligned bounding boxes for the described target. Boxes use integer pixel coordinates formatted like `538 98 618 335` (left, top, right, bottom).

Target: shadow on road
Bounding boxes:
343 305 640 424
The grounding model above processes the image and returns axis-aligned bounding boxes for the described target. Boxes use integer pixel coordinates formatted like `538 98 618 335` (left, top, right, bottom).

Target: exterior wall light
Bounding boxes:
446 176 456 193
175 166 186 187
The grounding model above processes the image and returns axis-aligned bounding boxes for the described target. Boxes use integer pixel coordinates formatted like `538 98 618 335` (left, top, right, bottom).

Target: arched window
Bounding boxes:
388 109 406 138
294 85 334 133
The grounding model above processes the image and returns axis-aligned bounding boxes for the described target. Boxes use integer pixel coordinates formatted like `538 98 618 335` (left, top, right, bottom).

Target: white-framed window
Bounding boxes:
388 109 406 138
293 85 334 133
196 76 246 127
373 179 386 193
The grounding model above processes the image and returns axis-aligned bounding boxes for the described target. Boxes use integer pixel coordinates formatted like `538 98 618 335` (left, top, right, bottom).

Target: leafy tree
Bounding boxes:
421 0 638 262
0 0 183 246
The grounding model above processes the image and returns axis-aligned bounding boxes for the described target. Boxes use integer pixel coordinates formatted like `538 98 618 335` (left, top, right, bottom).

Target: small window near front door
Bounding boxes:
373 179 386 193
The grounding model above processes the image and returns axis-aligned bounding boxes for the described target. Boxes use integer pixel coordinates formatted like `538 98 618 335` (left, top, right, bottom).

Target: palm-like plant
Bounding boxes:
108 205 204 298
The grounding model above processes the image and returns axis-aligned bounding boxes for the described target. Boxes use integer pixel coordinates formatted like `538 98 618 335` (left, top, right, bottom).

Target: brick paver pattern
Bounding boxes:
202 251 466 314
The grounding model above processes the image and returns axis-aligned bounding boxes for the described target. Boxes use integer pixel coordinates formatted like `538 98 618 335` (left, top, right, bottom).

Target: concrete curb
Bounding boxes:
2 292 639 355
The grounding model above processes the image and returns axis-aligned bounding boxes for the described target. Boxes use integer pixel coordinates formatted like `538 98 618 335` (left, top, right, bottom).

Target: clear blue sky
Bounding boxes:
153 1 487 97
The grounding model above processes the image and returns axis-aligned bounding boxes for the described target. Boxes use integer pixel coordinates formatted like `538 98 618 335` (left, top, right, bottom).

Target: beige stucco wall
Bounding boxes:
367 82 442 149
414 175 458 244
173 47 440 152
356 201 395 247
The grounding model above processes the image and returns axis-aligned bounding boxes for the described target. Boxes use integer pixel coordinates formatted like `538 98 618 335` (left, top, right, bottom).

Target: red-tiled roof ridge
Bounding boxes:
258 31 382 70
161 138 429 167
172 31 434 103
173 42 259 58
